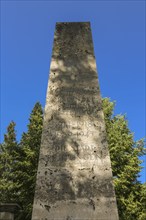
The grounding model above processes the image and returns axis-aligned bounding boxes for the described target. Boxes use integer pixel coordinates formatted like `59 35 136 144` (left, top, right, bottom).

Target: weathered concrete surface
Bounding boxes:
32 22 119 220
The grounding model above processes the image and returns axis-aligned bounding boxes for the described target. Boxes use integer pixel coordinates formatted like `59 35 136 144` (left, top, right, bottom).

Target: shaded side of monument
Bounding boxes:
31 22 119 220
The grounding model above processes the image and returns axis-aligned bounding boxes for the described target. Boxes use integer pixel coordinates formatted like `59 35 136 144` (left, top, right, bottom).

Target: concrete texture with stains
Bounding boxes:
31 22 119 220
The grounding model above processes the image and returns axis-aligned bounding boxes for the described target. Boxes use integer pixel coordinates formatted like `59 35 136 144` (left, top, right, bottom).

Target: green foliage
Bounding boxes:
0 103 43 220
17 102 43 219
102 98 146 220
0 121 20 202
0 99 145 220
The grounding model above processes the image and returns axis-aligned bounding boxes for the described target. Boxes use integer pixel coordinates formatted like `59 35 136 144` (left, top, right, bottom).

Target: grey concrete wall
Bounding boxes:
32 22 119 220
0 212 14 220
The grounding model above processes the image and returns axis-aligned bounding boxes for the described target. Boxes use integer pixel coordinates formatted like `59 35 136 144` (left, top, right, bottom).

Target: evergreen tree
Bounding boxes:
0 121 20 202
17 102 43 219
102 98 146 220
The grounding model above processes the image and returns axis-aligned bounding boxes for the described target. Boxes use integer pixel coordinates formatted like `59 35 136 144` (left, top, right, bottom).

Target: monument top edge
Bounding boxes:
56 21 91 25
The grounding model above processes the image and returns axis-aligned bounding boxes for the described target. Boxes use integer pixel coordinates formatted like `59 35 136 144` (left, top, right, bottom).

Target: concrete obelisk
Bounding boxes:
32 22 119 220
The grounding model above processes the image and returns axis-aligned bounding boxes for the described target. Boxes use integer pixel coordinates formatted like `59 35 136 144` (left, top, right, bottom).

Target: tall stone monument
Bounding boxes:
32 22 119 220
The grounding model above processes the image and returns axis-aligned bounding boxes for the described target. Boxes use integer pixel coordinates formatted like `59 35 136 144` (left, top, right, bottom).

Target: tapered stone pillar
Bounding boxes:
32 22 119 220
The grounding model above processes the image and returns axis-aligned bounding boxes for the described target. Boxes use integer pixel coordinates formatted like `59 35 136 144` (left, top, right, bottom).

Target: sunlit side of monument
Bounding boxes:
31 22 119 220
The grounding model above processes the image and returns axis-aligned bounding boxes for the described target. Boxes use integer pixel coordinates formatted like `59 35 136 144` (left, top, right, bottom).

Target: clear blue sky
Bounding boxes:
1 1 145 182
